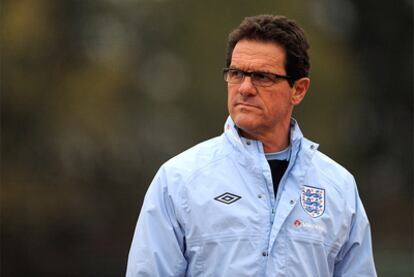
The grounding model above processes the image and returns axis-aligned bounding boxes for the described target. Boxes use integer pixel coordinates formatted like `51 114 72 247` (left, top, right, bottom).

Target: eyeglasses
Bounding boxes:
223 68 292 87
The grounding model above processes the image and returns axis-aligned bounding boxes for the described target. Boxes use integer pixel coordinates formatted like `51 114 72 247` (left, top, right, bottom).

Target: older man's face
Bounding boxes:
227 39 296 139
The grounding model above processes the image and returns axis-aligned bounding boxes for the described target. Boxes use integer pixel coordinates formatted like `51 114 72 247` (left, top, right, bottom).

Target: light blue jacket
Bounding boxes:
126 117 377 276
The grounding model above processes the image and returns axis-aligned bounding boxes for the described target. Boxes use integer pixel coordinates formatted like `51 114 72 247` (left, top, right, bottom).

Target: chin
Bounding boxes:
232 114 260 132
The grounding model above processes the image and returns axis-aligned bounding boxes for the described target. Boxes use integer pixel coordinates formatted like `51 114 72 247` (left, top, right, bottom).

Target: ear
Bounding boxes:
291 77 310 106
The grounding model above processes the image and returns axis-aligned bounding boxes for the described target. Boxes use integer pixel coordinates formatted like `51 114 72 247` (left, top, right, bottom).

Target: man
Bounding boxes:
126 15 377 276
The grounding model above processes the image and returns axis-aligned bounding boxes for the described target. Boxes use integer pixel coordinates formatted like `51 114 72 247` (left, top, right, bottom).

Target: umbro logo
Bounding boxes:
214 192 241 204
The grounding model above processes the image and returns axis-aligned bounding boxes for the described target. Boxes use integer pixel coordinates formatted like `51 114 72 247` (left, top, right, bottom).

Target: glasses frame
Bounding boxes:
223 67 292 87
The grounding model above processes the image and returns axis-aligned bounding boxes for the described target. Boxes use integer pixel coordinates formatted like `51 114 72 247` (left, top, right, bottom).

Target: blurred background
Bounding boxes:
1 0 413 276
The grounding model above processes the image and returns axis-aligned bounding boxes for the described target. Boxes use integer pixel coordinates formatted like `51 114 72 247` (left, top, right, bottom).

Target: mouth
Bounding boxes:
235 102 259 109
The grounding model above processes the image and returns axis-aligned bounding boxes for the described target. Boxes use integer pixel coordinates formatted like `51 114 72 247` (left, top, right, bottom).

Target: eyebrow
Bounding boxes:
228 67 287 76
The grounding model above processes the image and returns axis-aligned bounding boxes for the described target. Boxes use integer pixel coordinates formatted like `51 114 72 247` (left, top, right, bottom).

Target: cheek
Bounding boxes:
264 94 290 116
227 88 237 107
261 94 277 111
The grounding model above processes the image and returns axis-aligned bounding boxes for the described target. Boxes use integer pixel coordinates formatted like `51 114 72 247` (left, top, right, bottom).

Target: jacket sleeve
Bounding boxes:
333 182 377 277
126 167 187 277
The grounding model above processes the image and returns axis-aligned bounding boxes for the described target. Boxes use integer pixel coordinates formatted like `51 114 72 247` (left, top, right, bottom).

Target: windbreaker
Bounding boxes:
126 116 377 277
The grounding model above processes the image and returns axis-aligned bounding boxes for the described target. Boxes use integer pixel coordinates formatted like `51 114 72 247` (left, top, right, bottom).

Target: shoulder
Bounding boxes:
299 140 360 214
159 135 230 185
303 140 357 203
312 150 354 183
301 138 354 184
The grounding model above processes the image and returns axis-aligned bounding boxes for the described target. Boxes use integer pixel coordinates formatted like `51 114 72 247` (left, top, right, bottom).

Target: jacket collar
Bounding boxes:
223 116 305 155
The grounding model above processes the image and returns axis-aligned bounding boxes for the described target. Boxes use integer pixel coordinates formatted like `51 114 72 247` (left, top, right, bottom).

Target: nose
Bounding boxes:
238 76 257 96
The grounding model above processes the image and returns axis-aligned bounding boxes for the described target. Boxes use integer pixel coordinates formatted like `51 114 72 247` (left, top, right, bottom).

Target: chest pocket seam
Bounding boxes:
288 232 342 251
187 232 262 246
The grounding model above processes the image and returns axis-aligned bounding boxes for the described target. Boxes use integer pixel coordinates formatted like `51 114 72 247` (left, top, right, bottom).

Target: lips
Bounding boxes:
235 102 259 109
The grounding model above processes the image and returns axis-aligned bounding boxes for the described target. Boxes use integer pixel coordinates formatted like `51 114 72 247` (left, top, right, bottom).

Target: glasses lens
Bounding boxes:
251 72 274 87
225 69 244 84
223 69 283 87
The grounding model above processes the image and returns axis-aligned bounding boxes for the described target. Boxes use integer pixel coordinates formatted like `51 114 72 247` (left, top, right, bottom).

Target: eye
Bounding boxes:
229 69 244 78
252 72 274 82
252 72 268 80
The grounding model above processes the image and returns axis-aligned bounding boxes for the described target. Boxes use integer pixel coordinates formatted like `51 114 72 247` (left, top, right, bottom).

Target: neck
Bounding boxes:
240 120 291 153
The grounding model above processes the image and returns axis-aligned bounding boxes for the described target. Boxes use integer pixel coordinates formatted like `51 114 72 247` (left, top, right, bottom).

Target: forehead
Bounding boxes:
230 40 286 72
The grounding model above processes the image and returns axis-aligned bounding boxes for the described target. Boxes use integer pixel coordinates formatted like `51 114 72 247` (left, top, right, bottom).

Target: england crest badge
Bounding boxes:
300 185 325 218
